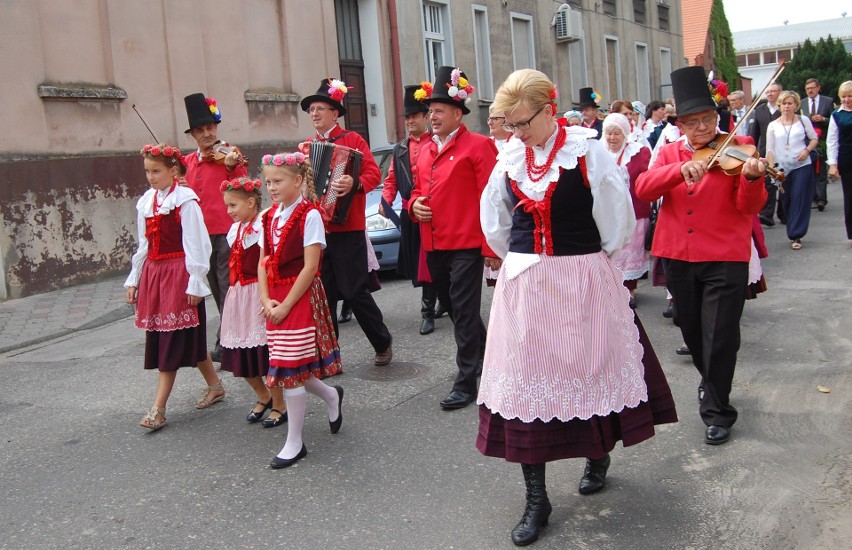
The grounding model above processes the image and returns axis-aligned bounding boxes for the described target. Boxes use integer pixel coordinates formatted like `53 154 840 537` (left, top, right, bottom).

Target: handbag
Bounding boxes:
644 200 659 251
799 116 819 165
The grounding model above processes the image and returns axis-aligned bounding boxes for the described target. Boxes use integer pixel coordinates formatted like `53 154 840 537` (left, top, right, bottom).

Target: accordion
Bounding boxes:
309 141 363 225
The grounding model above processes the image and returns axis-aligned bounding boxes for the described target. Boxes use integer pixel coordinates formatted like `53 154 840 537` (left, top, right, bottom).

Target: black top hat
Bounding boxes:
670 66 717 117
423 66 473 115
403 85 429 116
579 87 599 109
184 93 221 134
300 78 348 117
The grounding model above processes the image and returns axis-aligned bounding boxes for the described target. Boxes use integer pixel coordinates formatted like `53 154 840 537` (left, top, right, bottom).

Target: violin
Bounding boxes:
204 141 249 166
693 136 786 191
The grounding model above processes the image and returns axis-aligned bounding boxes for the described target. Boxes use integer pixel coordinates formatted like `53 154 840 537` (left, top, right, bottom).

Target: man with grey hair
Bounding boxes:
727 91 750 136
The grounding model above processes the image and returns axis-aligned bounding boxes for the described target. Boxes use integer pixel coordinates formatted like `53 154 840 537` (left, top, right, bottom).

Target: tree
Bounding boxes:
778 36 852 103
709 0 739 84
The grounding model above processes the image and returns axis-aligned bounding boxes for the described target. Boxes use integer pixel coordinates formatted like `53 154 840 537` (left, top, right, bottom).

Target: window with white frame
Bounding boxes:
423 1 452 82
569 38 589 105
510 12 536 70
605 36 621 101
635 42 650 102
659 47 673 98
472 5 494 99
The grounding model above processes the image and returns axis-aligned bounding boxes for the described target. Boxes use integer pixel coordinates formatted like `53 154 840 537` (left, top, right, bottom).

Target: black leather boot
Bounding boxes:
420 286 436 335
338 301 352 323
511 463 552 546
578 453 611 495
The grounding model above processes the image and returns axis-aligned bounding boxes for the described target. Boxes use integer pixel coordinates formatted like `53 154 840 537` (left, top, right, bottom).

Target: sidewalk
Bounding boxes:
0 275 133 354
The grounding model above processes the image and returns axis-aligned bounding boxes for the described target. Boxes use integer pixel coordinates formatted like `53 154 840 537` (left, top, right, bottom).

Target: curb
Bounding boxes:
0 304 135 355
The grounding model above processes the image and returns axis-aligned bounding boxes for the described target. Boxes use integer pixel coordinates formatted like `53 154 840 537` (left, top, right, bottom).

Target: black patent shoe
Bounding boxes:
329 386 344 434
420 316 435 335
705 425 731 445
338 304 353 323
662 301 674 318
262 408 288 428
270 444 307 469
246 398 272 423
578 454 611 495
440 389 476 410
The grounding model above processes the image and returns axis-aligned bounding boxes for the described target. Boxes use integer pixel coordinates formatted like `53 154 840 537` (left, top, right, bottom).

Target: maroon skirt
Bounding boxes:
476 313 678 464
220 345 270 378
143 301 208 372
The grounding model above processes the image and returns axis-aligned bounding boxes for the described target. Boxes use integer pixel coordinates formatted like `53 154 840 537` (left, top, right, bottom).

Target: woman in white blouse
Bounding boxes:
766 90 819 249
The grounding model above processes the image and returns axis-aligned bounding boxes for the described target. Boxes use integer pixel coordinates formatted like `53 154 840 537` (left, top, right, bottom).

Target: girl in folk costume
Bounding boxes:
219 177 286 427
258 152 344 469
478 70 677 546
603 113 653 308
125 144 225 432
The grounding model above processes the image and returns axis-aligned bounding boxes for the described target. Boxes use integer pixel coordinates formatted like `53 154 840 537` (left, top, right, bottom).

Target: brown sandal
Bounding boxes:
140 406 166 431
195 382 225 409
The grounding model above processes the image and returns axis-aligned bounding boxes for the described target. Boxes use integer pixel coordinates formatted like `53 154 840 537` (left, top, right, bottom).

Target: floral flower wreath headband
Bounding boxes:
140 144 182 158
261 152 308 168
220 177 262 193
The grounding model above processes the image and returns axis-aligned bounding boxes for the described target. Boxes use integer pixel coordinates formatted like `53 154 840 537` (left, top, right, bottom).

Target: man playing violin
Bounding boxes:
182 93 248 362
635 66 768 446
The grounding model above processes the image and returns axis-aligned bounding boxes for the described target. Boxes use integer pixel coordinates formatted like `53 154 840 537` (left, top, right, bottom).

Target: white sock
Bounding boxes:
304 375 340 423
277 387 307 460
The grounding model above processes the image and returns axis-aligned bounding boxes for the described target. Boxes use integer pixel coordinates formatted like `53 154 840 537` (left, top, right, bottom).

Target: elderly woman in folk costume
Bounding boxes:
602 113 653 308
477 68 677 546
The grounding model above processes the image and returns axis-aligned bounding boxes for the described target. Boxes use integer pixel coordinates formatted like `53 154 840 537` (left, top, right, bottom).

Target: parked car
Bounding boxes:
364 145 402 270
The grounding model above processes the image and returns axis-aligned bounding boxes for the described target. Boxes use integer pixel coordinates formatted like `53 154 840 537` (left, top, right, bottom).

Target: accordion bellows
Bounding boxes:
309 141 363 225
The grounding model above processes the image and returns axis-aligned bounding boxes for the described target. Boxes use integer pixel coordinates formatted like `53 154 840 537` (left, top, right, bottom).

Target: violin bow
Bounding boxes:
132 104 161 144
708 60 788 168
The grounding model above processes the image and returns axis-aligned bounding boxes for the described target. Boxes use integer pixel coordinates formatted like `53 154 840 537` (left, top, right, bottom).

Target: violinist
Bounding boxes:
182 93 249 363
635 66 767 447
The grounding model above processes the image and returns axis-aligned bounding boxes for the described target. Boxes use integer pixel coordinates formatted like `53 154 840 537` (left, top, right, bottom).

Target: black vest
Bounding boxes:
507 166 602 256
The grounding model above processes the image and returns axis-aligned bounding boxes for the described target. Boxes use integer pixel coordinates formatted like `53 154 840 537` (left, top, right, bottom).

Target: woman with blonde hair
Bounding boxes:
478 69 677 546
827 80 852 242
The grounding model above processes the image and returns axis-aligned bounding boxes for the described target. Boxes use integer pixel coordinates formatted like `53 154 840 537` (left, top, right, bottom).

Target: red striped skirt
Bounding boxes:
265 277 342 388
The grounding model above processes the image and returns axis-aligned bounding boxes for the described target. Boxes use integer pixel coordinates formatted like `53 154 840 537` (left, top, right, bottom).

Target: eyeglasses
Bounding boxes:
501 107 544 132
308 106 332 114
679 113 718 129
487 116 505 124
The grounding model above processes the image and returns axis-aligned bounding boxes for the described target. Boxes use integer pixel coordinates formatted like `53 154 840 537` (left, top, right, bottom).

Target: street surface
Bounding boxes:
1 185 850 549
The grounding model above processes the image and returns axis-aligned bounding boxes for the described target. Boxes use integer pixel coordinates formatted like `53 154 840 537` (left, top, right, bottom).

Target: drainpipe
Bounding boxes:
388 0 404 141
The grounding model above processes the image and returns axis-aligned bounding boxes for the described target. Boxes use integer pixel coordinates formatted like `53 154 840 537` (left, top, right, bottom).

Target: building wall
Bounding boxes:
0 0 367 299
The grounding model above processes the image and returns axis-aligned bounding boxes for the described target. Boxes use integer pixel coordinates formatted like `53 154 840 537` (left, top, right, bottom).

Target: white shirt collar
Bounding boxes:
432 126 461 152
317 124 339 140
272 196 306 227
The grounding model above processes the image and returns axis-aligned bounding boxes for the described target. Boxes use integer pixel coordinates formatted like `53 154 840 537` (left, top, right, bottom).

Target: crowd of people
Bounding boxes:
123 64 852 545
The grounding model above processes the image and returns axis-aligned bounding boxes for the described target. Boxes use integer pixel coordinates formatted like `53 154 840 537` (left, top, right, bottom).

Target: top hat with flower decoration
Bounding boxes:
184 93 222 133
420 66 474 115
300 78 350 117
403 84 430 116
671 66 717 117
578 87 600 110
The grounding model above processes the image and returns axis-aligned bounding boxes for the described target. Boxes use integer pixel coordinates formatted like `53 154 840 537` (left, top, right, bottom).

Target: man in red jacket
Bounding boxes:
410 67 498 410
182 93 248 362
300 78 393 366
635 67 767 446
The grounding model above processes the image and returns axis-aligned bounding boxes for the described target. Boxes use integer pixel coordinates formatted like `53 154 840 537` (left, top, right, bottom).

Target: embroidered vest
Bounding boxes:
507 163 602 256
145 207 185 260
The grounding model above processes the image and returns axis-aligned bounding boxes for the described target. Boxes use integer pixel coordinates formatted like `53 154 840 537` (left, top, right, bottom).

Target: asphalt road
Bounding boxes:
1 185 850 549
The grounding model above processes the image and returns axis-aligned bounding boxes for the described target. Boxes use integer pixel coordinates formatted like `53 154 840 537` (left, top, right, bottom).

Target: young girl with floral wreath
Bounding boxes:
258 152 344 468
125 144 226 432
219 177 287 427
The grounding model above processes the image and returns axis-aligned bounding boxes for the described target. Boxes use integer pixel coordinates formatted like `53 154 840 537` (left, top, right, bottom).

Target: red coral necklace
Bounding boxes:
525 126 566 182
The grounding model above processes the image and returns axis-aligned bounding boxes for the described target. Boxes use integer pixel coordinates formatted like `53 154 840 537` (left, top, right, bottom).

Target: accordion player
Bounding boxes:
309 140 363 225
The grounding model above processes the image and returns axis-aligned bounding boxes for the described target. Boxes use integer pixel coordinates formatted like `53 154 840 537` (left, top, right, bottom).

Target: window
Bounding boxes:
746 52 760 65
423 1 452 82
763 50 776 64
602 0 617 17
635 43 650 102
472 5 494 99
634 0 646 25
660 47 673 97
605 36 621 101
776 48 792 62
658 4 669 32
510 13 536 70
736 54 746 67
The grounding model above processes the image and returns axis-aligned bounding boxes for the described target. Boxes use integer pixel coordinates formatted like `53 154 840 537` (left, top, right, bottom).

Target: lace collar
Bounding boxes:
226 215 263 247
500 125 595 194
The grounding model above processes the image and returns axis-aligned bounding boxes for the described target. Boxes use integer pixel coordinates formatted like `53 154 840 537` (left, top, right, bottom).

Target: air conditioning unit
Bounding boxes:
554 4 583 43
